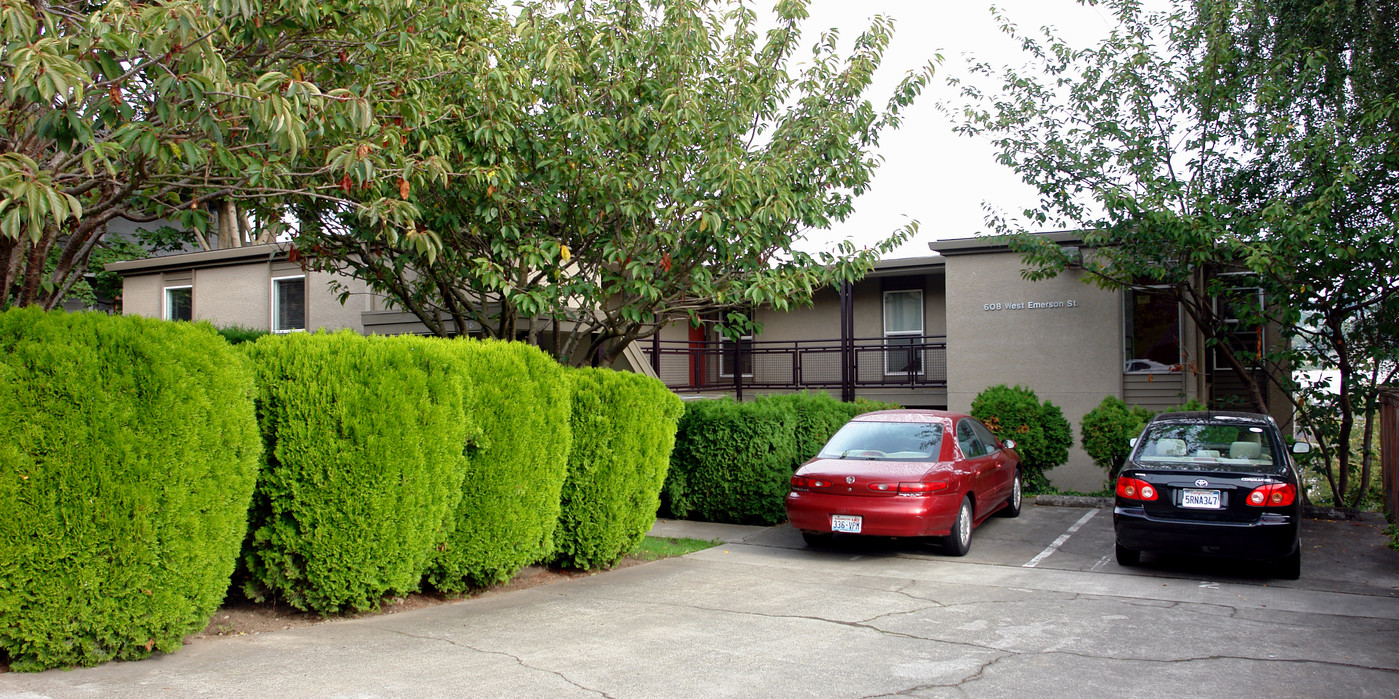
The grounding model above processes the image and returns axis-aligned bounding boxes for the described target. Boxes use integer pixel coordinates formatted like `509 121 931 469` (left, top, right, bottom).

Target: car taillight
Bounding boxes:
1246 483 1296 507
867 481 948 495
790 476 831 490
1116 476 1158 501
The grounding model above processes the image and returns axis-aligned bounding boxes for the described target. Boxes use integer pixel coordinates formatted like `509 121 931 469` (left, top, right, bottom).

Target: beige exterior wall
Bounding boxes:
944 251 1121 491
121 257 371 333
121 274 164 319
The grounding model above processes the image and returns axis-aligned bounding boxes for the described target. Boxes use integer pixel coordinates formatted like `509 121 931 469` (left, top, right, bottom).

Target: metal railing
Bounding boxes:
644 335 948 396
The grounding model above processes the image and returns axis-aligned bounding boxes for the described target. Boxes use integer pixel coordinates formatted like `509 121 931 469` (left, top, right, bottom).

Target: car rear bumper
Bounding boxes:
785 490 961 538
1113 505 1300 560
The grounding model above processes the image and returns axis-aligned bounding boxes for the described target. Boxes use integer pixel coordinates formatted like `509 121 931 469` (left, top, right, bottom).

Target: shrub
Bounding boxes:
240 332 470 615
214 324 269 345
664 398 798 525
754 392 901 469
1080 396 1154 480
552 368 684 570
0 309 260 671
426 339 572 592
970 384 1071 493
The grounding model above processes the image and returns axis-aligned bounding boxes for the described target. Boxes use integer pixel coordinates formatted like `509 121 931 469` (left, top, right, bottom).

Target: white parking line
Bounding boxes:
1023 509 1099 568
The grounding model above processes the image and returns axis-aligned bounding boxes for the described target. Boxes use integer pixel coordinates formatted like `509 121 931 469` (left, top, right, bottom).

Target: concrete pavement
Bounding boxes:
3 504 1397 698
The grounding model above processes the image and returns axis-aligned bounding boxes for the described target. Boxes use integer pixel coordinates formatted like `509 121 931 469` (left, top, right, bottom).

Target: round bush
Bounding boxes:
240 332 470 615
1080 396 1153 479
0 309 260 671
552 368 684 570
970 384 1071 492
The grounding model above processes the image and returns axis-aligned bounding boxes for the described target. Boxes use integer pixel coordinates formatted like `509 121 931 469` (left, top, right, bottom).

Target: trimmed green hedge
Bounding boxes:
664 393 893 525
756 392 900 470
241 332 470 615
0 310 260 671
665 397 797 525
426 339 572 592
552 368 684 570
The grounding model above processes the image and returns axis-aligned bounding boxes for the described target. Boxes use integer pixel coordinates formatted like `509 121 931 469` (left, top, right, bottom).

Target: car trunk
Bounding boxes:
797 459 941 497
1128 469 1286 523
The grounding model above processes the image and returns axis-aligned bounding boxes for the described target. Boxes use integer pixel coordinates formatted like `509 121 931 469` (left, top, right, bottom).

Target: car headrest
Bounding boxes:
1155 438 1187 457
1230 441 1262 459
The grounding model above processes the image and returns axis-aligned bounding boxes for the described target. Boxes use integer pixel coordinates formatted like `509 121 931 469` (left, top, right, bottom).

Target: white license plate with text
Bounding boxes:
1181 489 1222 509
831 514 862 533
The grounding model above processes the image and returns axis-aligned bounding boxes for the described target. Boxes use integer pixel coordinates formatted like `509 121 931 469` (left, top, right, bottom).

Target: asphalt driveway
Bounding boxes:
3 502 1396 698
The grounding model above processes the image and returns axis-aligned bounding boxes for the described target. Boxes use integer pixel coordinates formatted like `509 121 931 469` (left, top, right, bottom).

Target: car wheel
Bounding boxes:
943 496 974 557
998 470 1022 518
1115 542 1140 567
801 532 834 548
1276 547 1301 580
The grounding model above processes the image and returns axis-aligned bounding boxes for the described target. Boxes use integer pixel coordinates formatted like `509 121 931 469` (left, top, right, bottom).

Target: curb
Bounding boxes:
1033 494 1112 508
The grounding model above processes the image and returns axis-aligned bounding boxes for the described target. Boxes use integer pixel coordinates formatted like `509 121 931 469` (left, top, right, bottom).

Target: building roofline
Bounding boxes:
929 231 1084 257
104 243 289 274
869 255 945 275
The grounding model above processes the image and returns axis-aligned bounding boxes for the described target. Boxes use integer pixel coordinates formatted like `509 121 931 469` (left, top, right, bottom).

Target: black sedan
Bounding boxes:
1113 411 1310 579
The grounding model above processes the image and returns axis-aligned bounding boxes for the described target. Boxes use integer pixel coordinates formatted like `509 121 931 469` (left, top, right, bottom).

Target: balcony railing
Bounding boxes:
644 336 947 396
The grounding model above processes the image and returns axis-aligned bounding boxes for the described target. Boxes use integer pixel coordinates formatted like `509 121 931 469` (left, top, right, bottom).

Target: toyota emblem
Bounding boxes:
1195 479 1209 487
846 476 856 484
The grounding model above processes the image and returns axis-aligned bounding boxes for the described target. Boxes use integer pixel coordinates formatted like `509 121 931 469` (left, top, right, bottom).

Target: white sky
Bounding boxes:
784 0 1164 258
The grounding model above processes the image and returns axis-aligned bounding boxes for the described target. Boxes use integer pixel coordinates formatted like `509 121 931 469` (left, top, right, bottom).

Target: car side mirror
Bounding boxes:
1129 437 1138 447
1002 439 1016 450
1292 442 1312 454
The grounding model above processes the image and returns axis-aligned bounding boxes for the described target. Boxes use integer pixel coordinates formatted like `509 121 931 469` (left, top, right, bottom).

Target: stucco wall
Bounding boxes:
944 251 1122 491
121 258 370 333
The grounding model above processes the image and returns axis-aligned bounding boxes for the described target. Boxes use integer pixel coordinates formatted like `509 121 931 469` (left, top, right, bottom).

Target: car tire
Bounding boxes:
1276 547 1301 580
801 532 834 548
997 470 1022 518
1115 542 1140 567
943 496 974 557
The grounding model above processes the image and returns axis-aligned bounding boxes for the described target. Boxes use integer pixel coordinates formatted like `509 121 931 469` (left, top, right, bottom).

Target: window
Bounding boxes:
884 290 923 375
164 286 192 321
956 419 986 458
718 334 753 378
969 419 1001 454
272 276 306 332
1124 289 1179 373
1214 285 1264 370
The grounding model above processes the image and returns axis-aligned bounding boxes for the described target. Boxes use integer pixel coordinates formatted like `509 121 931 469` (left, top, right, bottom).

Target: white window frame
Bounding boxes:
718 334 754 379
1213 283 1264 371
271 275 307 333
164 285 192 322
1122 286 1182 374
883 289 924 376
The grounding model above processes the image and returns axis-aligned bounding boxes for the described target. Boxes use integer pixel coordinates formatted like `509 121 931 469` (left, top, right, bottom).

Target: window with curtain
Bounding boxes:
884 290 923 375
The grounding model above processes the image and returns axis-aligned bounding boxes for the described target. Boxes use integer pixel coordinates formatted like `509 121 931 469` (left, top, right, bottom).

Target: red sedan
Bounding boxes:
785 409 1021 555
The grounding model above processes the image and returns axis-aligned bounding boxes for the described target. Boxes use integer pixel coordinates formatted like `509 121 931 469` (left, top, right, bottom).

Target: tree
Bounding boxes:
949 0 1397 506
0 0 472 310
295 0 935 366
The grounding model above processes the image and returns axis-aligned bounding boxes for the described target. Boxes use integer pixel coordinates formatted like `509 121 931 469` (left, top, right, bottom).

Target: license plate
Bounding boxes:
1181 489 1221 509
831 514 862 533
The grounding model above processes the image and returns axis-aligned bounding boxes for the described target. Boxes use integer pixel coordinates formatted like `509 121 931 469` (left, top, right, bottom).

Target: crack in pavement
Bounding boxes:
381 629 614 698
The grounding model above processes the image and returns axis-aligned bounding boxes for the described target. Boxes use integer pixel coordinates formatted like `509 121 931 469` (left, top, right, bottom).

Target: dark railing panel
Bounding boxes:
645 336 947 393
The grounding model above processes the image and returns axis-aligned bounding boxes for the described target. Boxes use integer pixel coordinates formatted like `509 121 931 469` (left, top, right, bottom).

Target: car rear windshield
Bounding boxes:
1132 422 1283 473
817 421 945 460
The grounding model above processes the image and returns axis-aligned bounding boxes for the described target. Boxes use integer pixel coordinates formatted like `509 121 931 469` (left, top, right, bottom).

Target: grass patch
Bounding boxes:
630 536 721 561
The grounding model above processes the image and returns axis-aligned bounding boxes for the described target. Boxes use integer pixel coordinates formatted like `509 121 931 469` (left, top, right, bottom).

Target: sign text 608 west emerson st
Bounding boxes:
983 300 1078 311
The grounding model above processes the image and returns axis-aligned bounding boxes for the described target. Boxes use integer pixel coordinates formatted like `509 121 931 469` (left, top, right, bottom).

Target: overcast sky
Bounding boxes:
784 0 1165 259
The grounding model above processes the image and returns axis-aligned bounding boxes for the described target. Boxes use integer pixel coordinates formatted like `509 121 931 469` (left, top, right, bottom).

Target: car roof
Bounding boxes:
1148 411 1277 427
850 409 966 423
